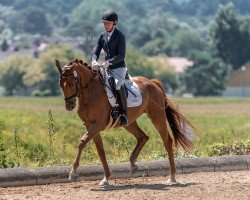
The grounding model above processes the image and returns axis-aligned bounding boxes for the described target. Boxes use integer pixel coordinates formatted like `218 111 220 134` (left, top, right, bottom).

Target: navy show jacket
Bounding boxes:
92 28 126 69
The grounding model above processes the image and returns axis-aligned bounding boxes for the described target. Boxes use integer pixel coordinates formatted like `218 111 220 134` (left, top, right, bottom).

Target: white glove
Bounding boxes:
91 60 100 70
102 60 110 69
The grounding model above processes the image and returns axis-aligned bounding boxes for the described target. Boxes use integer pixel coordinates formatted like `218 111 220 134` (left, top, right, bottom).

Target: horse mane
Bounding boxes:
69 58 98 74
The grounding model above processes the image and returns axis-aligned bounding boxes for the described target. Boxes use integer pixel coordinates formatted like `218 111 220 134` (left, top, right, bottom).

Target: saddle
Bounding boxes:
107 70 130 99
99 68 142 121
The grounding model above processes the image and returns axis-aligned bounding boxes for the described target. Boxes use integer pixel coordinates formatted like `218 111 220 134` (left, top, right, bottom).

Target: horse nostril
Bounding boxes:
65 99 76 111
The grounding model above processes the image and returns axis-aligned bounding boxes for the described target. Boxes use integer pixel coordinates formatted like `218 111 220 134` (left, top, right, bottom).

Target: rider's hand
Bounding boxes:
102 60 110 69
91 60 100 70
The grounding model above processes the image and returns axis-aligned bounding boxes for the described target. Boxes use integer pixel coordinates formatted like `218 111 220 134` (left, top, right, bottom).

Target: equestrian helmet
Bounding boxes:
102 10 118 22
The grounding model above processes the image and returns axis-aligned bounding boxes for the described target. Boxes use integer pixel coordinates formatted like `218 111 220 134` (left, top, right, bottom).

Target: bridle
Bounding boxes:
60 72 79 104
60 70 100 104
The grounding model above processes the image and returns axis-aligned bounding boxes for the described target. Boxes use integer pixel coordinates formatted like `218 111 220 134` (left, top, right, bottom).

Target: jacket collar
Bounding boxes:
105 28 117 43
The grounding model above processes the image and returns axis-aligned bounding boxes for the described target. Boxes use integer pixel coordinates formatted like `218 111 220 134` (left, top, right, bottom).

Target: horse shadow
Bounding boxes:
90 181 197 191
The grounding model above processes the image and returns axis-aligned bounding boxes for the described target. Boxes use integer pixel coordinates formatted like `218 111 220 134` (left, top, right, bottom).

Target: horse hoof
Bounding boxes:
130 165 138 175
69 171 79 181
99 179 109 187
167 178 179 185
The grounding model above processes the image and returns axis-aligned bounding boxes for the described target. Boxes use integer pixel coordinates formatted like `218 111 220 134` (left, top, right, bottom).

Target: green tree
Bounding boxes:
171 29 203 57
0 20 6 33
22 7 52 35
125 46 154 79
149 56 180 93
238 16 250 64
1 39 9 51
141 29 170 56
0 56 33 96
24 45 83 96
209 3 250 70
0 28 13 41
129 24 152 47
178 0 250 17
183 51 231 96
129 10 195 56
66 0 123 36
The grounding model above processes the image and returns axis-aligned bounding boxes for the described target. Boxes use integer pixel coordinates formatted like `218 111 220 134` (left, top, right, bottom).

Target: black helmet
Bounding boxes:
102 10 118 22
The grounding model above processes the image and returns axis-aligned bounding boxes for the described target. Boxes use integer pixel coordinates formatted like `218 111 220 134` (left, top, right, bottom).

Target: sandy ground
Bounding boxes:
0 170 249 200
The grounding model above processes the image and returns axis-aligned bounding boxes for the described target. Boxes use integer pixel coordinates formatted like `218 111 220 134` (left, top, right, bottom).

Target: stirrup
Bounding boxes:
119 114 128 125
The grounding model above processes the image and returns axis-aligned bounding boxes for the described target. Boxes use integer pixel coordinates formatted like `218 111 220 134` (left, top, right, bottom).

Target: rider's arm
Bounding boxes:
108 32 126 65
92 34 103 62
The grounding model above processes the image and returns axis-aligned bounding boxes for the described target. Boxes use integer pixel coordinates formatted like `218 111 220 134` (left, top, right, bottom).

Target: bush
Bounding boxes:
1 39 9 51
125 46 155 79
32 89 52 97
207 140 250 156
0 55 33 96
25 44 84 96
149 55 180 93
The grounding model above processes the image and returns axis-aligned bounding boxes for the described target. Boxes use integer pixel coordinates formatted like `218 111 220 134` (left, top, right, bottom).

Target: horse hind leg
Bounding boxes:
124 121 149 175
147 110 177 183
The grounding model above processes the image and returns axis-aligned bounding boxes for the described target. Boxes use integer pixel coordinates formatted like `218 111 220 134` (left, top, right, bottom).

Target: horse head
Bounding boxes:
55 59 96 111
55 59 81 111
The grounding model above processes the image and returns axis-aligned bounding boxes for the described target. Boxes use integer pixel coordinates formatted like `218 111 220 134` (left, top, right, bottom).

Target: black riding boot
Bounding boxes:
116 86 128 126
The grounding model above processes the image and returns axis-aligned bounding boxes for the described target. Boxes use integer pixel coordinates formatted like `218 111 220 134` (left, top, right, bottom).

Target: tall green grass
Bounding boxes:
0 97 249 168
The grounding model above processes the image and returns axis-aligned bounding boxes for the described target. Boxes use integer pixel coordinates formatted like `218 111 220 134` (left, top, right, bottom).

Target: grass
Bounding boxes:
0 96 249 168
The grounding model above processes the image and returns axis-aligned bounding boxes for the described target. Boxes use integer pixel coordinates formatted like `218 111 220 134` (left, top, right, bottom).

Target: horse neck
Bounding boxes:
78 66 96 88
77 67 107 121
76 66 102 104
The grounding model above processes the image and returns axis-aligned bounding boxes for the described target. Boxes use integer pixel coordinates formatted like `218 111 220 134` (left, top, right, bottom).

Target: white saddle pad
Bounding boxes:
100 69 142 107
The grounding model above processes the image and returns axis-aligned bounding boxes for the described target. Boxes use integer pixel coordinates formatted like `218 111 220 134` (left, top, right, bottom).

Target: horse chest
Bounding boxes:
77 104 96 122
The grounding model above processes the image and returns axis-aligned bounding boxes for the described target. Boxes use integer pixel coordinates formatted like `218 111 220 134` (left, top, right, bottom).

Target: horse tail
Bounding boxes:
151 79 195 152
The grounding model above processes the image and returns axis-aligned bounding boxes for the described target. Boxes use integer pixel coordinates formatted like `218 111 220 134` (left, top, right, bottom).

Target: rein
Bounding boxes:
77 73 100 97
60 71 99 102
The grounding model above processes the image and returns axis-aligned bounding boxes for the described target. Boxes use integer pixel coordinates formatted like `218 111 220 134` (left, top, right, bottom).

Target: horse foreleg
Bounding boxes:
69 123 103 181
93 133 111 186
124 122 149 174
69 133 91 181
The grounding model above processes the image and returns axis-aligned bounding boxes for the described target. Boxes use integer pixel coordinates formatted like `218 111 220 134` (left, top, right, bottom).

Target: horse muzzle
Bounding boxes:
65 100 76 111
64 96 77 111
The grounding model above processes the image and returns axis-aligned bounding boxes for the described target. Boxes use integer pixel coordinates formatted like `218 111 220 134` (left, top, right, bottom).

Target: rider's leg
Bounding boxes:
117 85 128 125
111 67 128 125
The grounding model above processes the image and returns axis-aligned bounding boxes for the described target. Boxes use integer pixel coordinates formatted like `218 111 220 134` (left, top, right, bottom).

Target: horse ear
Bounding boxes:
55 59 62 74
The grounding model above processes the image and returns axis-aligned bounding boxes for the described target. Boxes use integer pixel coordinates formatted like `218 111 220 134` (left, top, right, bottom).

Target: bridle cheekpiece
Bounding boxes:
60 70 79 103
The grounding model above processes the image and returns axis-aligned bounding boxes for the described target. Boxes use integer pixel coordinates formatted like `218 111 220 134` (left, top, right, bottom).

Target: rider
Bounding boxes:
91 10 128 126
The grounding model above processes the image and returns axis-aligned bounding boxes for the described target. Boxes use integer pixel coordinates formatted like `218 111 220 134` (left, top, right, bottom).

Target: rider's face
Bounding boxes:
103 21 114 32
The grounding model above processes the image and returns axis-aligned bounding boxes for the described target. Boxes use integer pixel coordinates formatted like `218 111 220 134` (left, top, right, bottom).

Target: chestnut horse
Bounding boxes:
55 59 194 186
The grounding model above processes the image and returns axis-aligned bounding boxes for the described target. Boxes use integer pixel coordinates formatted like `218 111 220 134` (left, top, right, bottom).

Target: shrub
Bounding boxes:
0 55 33 96
207 140 250 156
